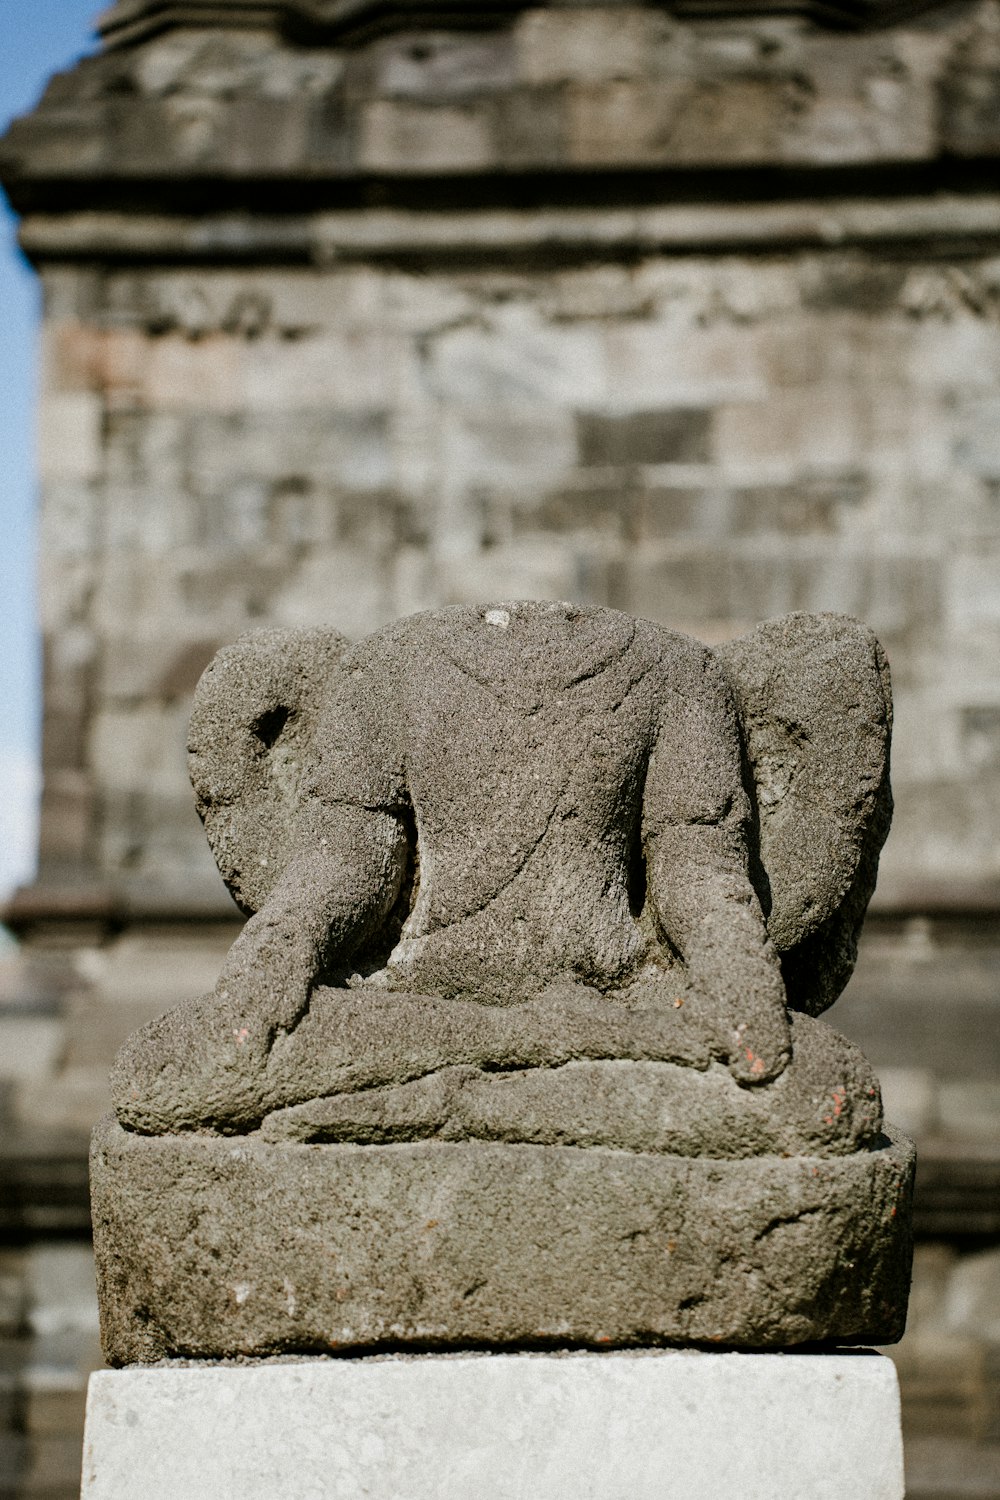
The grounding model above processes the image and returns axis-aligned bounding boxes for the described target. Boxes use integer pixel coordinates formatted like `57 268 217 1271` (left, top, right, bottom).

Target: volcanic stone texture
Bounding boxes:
90 1115 915 1365
108 605 891 1139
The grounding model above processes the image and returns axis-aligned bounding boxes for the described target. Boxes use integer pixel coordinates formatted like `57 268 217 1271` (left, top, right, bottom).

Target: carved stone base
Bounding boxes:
90 1116 914 1365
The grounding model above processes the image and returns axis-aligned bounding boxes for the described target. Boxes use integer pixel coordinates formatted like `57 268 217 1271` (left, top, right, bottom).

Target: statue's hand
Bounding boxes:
110 987 275 1133
110 913 326 1133
110 903 324 1133
213 910 318 1042
722 970 791 1085
684 904 791 1085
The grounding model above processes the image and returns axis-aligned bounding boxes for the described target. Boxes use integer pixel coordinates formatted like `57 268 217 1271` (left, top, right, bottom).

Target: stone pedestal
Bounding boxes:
90 1116 914 1361
81 1351 905 1500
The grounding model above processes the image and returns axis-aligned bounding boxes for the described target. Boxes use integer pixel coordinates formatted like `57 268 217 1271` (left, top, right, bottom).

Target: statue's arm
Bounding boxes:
111 658 412 1133
214 646 411 1037
214 798 410 1036
643 650 790 1084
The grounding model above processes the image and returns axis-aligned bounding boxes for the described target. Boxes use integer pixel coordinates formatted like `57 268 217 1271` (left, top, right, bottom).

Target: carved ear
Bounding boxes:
187 627 349 916
714 613 892 1017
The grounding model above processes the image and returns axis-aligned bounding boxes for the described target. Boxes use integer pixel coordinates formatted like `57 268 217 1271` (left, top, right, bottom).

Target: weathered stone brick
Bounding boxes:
427 314 606 410
877 1067 940 1140
36 769 93 868
944 1247 1000 1347
218 96 310 172
633 486 710 541
138 334 241 413
567 73 810 167
948 551 1000 631
714 388 866 473
616 546 731 632
601 318 768 409
234 329 410 413
439 406 577 491
37 482 97 561
270 546 395 640
36 394 103 484
565 79 691 166
491 85 567 167
506 482 636 542
104 409 189 491
577 408 712 466
306 83 357 169
962 705 1000 772
938 1082 1000 1144
359 98 493 171
779 34 941 165
941 3 1000 157
186 409 394 492
0 1018 64 1082
370 30 517 98
515 7 676 86
728 474 868 537
541 266 659 324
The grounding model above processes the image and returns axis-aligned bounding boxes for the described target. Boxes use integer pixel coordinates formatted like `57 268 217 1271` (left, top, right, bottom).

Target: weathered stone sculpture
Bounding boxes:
92 602 913 1364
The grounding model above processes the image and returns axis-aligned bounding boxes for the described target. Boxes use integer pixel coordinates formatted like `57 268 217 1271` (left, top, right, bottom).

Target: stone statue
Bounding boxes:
92 603 914 1363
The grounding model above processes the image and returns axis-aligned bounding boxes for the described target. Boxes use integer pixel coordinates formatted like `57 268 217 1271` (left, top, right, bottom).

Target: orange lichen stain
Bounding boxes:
667 1240 677 1253
744 1047 765 1076
823 1087 847 1126
232 1026 250 1046
424 1220 439 1230
672 996 684 1009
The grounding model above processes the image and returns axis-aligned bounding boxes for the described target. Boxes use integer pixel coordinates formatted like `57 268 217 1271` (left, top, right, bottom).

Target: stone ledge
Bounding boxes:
3 2 995 204
913 1148 1000 1239
2 879 239 939
80 1352 906 1500
90 1116 914 1363
95 0 949 51
0 1136 92 1239
12 193 1000 268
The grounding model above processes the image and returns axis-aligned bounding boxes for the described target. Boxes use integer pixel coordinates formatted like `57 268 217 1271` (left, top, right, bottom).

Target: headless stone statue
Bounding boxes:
94 603 913 1362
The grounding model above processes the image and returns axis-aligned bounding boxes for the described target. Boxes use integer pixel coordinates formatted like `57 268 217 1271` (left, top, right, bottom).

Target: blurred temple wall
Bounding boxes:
1 2 999 1496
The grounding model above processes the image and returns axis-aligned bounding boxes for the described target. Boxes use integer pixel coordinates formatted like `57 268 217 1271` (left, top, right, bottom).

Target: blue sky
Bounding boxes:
0 1 100 898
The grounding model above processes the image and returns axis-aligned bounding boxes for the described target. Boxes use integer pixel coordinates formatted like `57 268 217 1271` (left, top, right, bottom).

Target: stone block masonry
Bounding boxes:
21 250 1000 903
3 2 1000 912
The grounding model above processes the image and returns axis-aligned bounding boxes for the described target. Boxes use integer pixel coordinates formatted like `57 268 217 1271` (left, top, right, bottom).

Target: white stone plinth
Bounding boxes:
81 1351 905 1500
